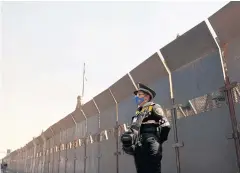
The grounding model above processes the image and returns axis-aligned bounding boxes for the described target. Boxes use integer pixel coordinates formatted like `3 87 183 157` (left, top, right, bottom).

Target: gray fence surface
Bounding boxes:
2 2 240 173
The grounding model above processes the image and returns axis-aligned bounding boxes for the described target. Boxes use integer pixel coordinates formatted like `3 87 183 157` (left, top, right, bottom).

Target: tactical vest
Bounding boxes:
130 103 155 132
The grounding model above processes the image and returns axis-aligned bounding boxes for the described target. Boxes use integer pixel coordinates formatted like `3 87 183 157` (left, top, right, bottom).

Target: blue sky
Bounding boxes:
0 1 228 157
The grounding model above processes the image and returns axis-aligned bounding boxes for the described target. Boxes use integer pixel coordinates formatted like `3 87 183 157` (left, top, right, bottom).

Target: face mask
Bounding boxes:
135 96 145 105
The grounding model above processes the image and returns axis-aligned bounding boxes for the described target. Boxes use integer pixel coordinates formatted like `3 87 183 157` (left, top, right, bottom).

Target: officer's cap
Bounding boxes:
133 83 156 100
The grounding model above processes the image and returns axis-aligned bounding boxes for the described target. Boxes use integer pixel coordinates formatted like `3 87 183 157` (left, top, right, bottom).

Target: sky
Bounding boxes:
0 0 229 158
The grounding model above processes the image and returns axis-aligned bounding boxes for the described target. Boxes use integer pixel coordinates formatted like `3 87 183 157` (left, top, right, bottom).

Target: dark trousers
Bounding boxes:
134 133 162 173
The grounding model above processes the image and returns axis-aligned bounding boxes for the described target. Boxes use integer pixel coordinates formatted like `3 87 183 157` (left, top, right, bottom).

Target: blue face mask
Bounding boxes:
135 96 145 105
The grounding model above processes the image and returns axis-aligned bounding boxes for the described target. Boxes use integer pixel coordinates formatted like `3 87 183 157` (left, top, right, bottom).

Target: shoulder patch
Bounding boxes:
153 104 164 115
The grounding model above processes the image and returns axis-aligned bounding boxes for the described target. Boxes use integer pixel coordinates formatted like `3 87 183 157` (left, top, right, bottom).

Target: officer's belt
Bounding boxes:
140 124 160 134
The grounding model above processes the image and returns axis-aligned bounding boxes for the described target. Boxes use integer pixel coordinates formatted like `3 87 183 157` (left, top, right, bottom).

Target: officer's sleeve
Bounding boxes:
153 104 171 143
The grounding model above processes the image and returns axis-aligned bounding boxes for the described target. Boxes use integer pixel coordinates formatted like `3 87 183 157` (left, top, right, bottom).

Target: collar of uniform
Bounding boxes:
142 102 154 107
138 102 154 110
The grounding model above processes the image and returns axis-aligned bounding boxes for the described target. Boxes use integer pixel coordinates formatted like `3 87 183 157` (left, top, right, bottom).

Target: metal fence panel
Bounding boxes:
117 96 135 126
85 142 98 173
94 89 116 173
83 100 99 135
76 121 86 138
177 105 237 172
66 126 75 173
161 23 223 105
161 128 175 173
224 37 240 83
53 152 59 173
53 133 60 173
171 52 223 104
209 1 240 82
160 22 218 72
26 147 32 173
147 76 172 108
235 103 240 126
117 97 137 173
82 100 100 173
208 2 240 47
49 137 54 173
99 106 116 131
59 130 67 173
66 126 75 143
34 155 38 173
99 136 116 173
109 74 136 125
34 145 39 173
75 145 85 173
66 148 75 173
85 115 99 173
44 139 50 173
19 152 24 173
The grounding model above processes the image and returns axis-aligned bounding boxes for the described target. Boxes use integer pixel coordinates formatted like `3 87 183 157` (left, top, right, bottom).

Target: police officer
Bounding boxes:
121 83 171 173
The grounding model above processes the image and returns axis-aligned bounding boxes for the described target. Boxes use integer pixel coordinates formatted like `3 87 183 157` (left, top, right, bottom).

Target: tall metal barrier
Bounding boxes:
161 20 237 173
2 2 240 173
209 2 240 170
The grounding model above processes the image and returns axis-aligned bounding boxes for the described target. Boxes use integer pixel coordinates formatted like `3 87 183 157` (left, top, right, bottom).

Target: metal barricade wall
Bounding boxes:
209 1 240 121
209 3 240 170
161 20 238 173
2 2 240 173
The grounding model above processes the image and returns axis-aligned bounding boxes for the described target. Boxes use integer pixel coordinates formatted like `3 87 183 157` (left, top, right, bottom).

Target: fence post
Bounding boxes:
80 109 87 173
92 98 101 173
65 129 68 173
71 113 77 173
58 129 61 173
158 51 182 173
109 88 120 173
50 127 55 173
32 138 37 173
206 20 240 171
41 132 47 173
